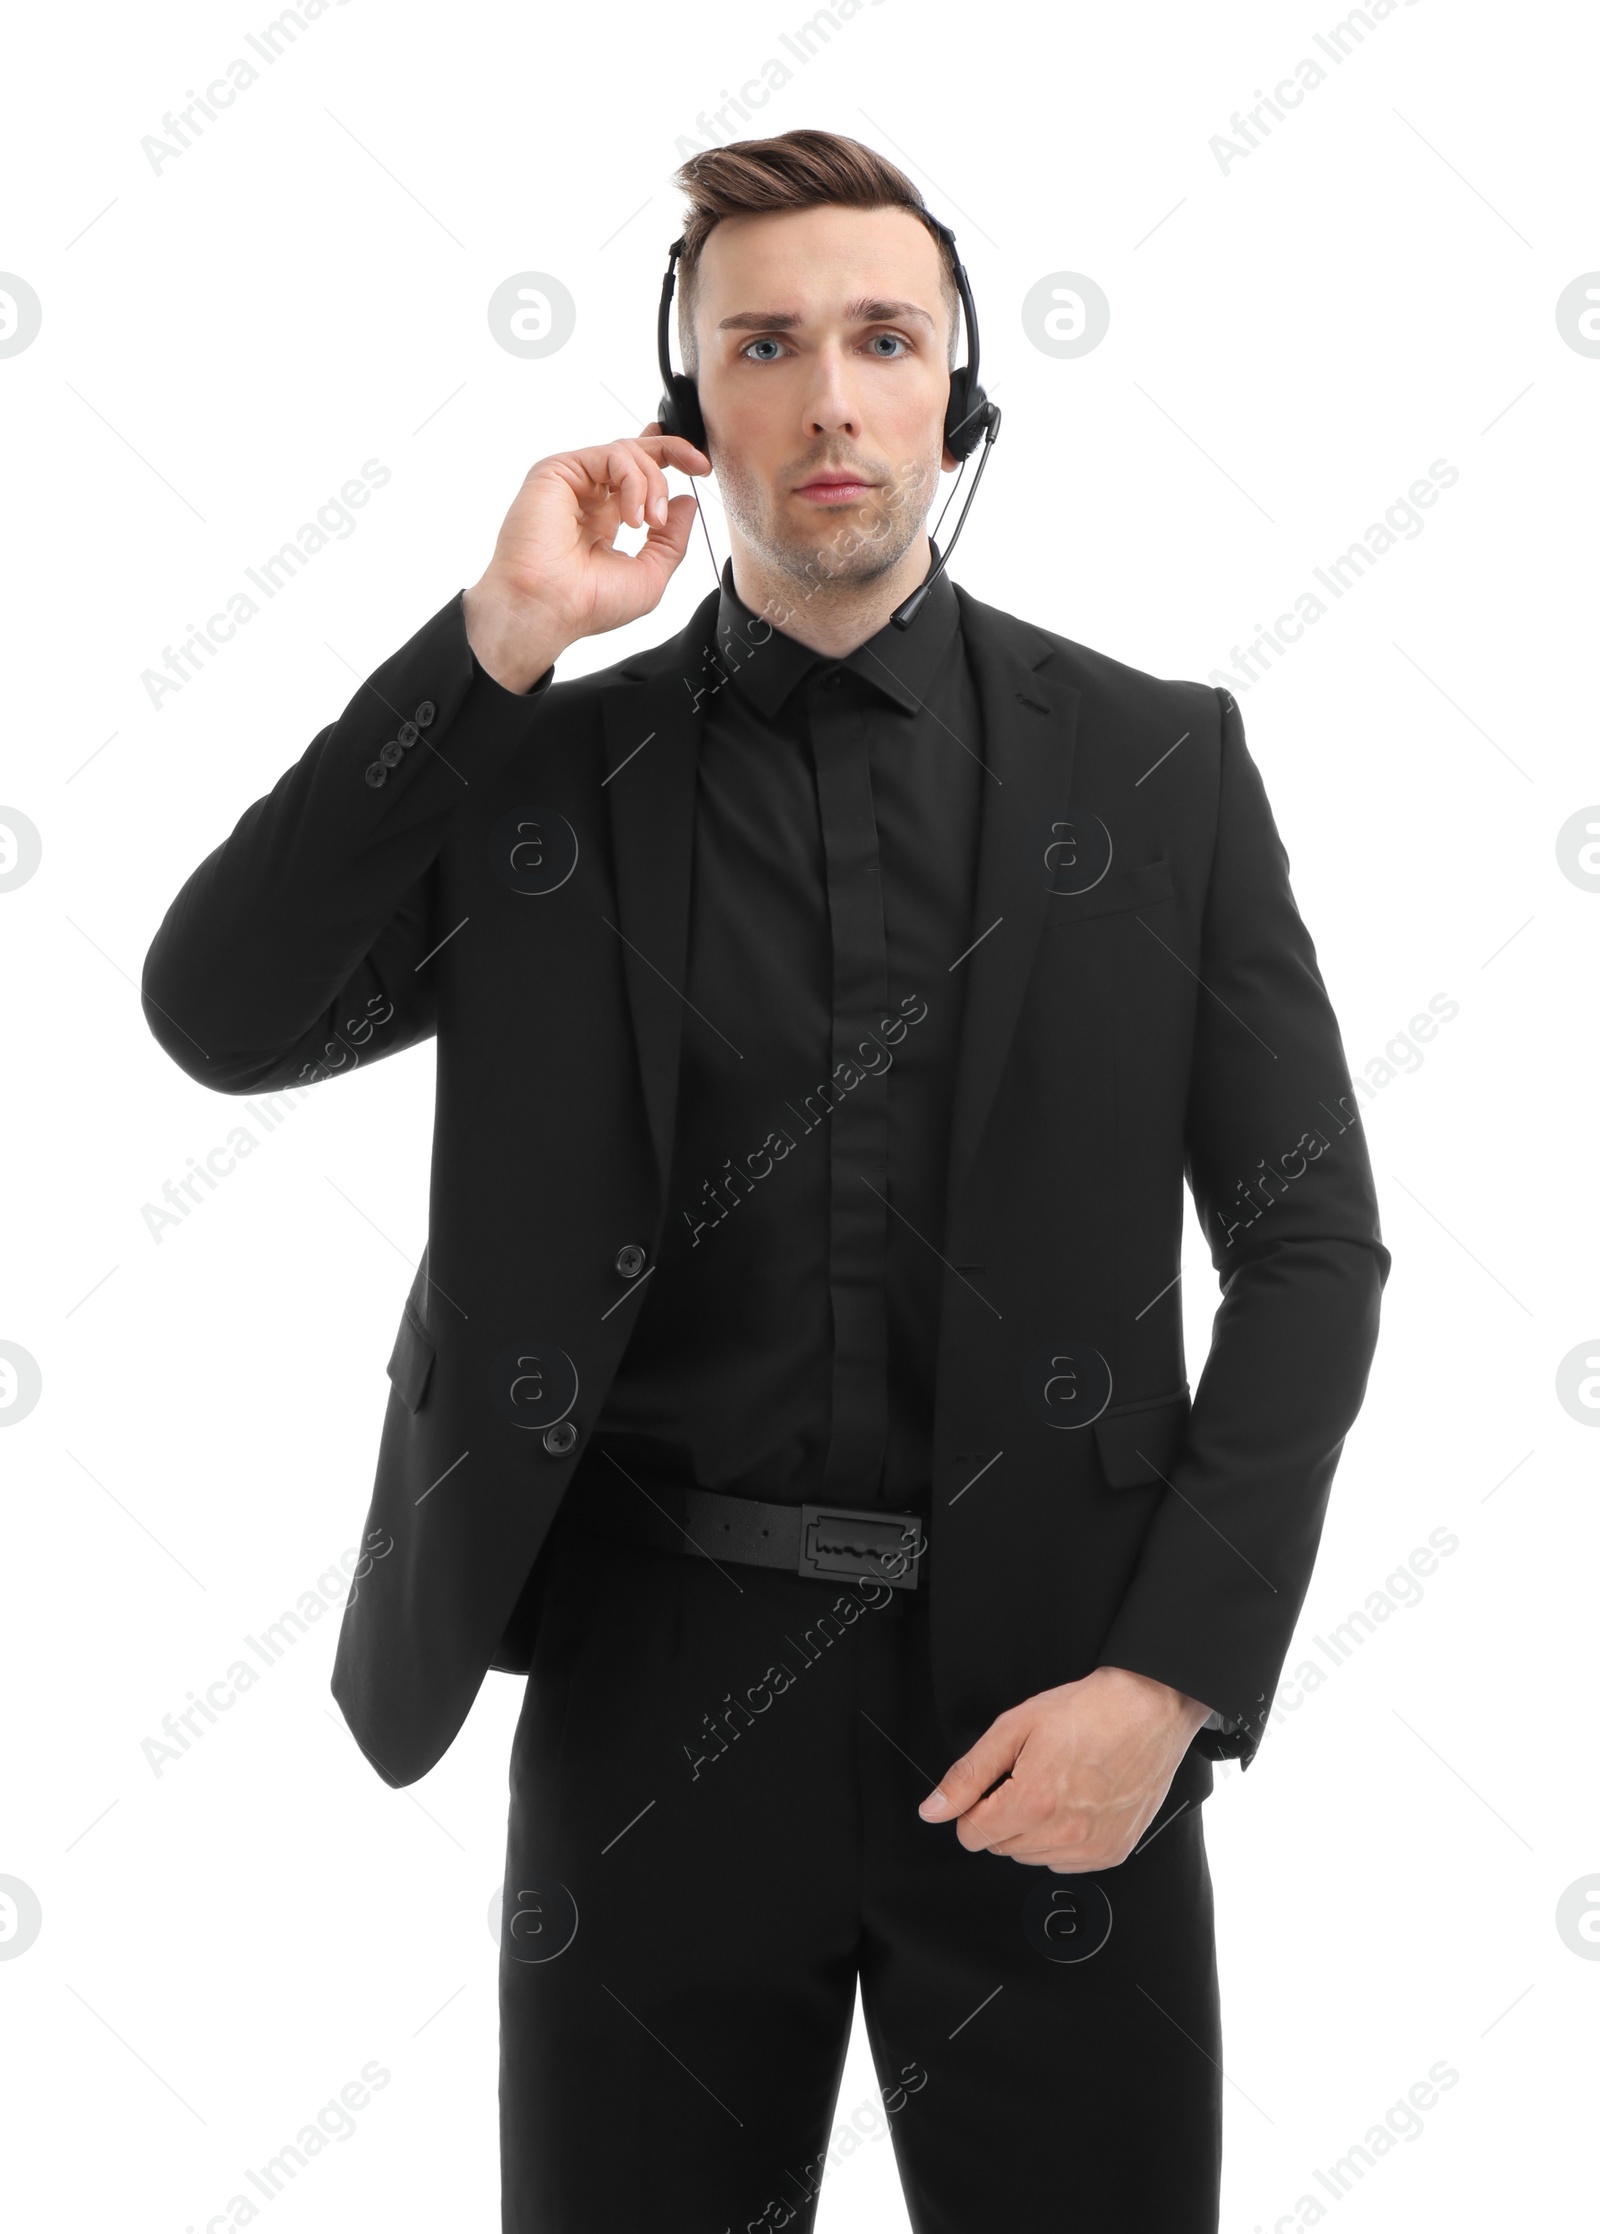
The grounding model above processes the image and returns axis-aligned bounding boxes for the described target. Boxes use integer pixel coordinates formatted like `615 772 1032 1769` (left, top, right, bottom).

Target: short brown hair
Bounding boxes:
670 128 962 376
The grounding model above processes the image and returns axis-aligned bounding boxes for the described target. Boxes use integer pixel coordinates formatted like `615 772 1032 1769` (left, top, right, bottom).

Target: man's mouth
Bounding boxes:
792 473 877 504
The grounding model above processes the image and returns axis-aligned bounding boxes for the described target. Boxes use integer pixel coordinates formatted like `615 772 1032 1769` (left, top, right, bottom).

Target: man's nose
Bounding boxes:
802 344 861 437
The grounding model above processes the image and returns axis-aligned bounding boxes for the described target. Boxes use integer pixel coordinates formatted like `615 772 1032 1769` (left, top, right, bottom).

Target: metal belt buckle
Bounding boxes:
797 1504 925 1591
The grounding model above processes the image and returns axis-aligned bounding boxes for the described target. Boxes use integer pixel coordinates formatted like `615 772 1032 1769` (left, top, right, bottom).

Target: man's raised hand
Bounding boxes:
463 426 711 693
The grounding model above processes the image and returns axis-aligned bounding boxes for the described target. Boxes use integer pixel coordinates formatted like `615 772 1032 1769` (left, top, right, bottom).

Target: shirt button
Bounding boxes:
614 1244 646 1278
820 669 842 689
542 1421 578 1456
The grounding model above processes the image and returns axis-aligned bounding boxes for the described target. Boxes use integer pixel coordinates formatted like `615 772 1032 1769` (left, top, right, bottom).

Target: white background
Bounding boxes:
2 0 1596 2227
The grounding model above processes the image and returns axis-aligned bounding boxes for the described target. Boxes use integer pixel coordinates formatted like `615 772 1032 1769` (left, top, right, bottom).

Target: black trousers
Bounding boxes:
500 1508 1223 2232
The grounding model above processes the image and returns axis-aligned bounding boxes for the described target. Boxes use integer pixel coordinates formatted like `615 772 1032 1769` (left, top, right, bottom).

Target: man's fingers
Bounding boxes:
617 436 686 526
637 424 712 474
593 491 697 594
542 432 710 534
599 442 653 531
951 1768 1063 1854
583 436 708 531
982 1812 1095 1862
917 1717 1023 1823
623 436 708 531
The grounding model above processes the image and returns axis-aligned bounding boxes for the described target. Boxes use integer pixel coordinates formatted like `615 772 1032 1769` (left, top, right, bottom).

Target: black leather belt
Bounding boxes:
561 1471 927 1591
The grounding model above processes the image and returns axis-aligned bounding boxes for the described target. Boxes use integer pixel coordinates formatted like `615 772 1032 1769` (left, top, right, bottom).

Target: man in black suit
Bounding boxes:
143 128 1389 2234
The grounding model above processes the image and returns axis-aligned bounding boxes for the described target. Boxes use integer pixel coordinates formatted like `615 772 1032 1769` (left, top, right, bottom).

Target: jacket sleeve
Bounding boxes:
141 589 553 1096
1094 685 1391 1769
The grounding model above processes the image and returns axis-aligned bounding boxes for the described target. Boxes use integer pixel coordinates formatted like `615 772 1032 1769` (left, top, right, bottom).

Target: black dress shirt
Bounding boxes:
574 548 984 1511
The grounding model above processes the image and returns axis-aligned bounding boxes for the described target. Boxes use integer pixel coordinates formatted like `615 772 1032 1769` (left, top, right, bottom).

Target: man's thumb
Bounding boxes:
918 1721 1019 1820
641 492 699 569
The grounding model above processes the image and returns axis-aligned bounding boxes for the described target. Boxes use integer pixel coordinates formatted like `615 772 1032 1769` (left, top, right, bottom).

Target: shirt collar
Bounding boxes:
713 543 960 721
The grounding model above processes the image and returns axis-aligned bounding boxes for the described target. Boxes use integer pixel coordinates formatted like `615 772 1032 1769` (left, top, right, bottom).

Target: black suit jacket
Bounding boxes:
141 578 1390 1796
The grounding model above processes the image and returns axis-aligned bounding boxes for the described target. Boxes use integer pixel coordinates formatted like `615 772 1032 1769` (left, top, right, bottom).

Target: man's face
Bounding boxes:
688 204 958 607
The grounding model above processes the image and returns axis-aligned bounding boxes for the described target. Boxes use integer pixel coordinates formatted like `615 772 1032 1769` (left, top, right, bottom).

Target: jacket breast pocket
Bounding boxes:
386 1301 435 1414
1092 1389 1190 1488
1045 856 1175 929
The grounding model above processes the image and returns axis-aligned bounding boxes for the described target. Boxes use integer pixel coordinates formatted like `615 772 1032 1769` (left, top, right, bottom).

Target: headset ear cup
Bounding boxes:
944 370 990 461
660 373 707 455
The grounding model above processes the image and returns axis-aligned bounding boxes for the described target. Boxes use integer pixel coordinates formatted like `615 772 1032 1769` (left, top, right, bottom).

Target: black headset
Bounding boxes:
653 209 1001 628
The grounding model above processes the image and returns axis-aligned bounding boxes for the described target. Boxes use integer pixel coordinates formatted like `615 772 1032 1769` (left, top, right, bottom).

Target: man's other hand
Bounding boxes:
916 1665 1213 1871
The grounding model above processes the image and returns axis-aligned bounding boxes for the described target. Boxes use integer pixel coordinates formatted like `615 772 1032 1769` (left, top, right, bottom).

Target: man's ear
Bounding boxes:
941 443 961 474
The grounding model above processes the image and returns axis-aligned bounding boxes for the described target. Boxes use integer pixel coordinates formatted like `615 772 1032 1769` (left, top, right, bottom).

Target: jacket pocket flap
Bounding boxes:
386 1305 435 1414
1046 857 1175 927
1092 1391 1189 1488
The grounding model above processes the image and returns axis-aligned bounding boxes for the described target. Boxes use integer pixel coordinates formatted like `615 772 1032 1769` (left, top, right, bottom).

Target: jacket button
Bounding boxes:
415 700 436 728
614 1244 645 1278
542 1421 578 1456
364 762 388 787
397 720 419 748
379 739 404 767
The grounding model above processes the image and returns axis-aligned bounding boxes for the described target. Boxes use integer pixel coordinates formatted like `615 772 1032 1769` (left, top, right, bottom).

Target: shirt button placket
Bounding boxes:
807 669 890 1502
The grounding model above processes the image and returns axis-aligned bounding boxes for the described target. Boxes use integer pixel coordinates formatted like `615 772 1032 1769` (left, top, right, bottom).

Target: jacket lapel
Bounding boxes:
599 588 720 1203
941 585 1082 1227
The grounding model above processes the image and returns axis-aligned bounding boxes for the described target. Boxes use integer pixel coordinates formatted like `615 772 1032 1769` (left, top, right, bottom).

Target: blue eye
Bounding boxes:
739 332 914 361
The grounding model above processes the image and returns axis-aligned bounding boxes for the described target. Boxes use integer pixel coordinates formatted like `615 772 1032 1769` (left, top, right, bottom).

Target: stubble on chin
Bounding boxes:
719 451 941 622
